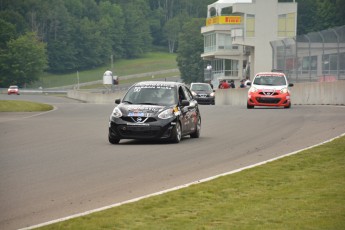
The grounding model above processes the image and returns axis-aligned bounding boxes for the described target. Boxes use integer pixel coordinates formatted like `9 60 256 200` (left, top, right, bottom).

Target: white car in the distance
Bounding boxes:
7 85 20 95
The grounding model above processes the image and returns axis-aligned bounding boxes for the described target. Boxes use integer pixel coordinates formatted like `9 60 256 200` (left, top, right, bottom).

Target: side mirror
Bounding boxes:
288 83 294 87
115 98 121 104
247 82 252 86
181 100 190 106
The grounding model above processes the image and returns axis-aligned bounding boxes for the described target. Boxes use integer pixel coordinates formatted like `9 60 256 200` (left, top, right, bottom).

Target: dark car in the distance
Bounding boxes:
190 83 215 105
108 81 201 144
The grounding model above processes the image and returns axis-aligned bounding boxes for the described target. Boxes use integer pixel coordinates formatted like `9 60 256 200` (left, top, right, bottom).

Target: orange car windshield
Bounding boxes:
253 76 286 86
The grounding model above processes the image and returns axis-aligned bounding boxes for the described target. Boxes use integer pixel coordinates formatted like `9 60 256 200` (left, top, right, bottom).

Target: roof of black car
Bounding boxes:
134 81 183 87
191 82 209 85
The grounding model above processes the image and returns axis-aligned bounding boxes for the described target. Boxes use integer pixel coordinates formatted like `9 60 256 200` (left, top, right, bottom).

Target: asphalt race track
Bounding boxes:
1 94 345 230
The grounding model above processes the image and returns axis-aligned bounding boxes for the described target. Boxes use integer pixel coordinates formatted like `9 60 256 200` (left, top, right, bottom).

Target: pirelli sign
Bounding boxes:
206 16 241 26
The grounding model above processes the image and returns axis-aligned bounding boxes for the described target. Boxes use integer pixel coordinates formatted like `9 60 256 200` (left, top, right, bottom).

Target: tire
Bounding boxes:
108 133 120 144
247 102 254 109
284 102 291 109
171 121 182 143
190 116 201 138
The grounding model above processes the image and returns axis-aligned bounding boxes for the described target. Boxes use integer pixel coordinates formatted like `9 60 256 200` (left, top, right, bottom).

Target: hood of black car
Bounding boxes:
118 104 167 117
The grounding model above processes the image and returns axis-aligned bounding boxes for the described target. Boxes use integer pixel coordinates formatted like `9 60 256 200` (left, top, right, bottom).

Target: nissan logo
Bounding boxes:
136 117 142 122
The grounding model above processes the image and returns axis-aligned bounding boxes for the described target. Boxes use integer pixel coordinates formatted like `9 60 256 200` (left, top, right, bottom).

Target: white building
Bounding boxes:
201 0 297 87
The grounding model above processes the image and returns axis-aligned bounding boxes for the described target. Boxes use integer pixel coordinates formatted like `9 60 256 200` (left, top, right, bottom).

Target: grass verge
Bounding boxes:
80 72 180 89
30 52 177 88
0 100 53 112
40 135 345 229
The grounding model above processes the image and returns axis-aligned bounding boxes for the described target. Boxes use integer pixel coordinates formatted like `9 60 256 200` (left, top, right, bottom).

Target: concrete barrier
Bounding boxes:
68 81 345 106
290 81 345 105
215 88 248 106
67 90 126 104
215 81 345 106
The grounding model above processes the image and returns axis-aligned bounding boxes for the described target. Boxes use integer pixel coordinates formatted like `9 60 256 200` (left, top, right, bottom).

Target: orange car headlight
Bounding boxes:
280 88 288 94
248 87 258 93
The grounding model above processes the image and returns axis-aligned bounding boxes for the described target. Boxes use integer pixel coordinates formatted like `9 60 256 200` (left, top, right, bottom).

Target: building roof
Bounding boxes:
208 0 252 17
215 0 252 3
210 0 252 7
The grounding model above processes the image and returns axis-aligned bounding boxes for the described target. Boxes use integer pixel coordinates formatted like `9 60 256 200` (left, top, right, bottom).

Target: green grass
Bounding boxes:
39 135 345 229
0 100 54 112
30 52 177 88
80 72 180 89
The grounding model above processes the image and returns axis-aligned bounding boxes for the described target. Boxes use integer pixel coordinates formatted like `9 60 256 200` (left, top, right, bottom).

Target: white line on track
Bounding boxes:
19 132 345 230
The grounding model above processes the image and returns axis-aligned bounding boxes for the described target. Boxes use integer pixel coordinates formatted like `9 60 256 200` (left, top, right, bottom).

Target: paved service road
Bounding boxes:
1 94 345 230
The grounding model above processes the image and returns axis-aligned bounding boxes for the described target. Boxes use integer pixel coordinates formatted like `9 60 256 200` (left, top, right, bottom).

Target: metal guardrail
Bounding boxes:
47 68 179 90
0 88 68 94
1 69 181 95
271 25 345 82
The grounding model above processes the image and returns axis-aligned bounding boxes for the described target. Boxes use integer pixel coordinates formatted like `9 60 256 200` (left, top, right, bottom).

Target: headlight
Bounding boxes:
111 107 122 118
249 87 258 93
280 88 288 94
158 108 174 119
191 91 197 96
210 92 215 97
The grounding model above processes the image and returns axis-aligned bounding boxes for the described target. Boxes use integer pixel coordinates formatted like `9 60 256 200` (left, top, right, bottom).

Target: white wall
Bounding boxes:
68 82 345 106
215 81 345 106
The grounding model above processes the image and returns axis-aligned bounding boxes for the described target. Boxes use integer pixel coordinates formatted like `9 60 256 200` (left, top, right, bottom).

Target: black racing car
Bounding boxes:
190 83 215 105
108 81 201 144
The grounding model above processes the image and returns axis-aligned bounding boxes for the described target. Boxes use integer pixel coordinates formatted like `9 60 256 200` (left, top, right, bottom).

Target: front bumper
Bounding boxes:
109 116 176 140
248 92 291 107
195 96 215 105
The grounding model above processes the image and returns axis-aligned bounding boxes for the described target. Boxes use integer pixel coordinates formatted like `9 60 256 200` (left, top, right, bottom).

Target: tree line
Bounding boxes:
0 0 344 87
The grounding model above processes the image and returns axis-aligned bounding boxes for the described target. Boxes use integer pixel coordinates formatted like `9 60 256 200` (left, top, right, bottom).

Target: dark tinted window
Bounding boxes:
123 83 177 105
191 84 212 91
253 75 286 86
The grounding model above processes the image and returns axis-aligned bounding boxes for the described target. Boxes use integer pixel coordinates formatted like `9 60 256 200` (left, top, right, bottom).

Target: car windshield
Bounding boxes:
9 86 18 89
191 84 212 91
123 84 177 106
253 76 286 86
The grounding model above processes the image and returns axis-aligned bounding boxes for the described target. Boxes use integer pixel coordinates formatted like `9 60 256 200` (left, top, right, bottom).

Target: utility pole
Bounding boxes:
77 70 80 89
110 55 114 70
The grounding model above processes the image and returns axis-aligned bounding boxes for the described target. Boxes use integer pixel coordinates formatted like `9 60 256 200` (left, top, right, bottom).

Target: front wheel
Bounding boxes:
247 102 254 109
284 102 291 109
171 121 182 143
108 133 120 144
190 116 201 138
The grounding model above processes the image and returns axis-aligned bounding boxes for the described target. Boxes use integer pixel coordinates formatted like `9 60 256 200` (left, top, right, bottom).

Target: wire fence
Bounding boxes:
271 25 345 83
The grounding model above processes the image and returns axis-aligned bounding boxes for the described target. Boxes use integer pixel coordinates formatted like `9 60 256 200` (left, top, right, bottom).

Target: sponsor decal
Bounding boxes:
128 112 145 117
127 105 161 112
173 106 181 116
126 123 149 126
135 84 172 90
206 16 241 26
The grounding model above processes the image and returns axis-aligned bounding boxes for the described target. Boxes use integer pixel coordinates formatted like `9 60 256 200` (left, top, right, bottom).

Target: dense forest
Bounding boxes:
0 0 344 87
